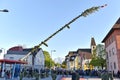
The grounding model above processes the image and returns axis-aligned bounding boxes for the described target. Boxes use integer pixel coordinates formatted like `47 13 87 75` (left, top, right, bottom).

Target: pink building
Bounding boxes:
102 17 120 74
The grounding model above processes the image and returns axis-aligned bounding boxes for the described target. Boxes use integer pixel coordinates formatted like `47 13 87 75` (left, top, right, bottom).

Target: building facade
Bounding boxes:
65 37 96 70
102 17 120 74
4 46 45 69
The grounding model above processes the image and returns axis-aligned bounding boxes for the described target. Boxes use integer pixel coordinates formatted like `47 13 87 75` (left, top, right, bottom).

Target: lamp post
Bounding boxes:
0 48 6 77
0 9 9 12
0 48 5 59
50 50 56 69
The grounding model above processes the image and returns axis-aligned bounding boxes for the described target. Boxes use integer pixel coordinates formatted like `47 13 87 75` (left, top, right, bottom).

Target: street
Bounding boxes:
0 75 119 80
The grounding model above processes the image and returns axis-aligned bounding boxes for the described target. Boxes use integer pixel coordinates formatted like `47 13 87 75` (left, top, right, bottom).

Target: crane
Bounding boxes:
19 4 107 61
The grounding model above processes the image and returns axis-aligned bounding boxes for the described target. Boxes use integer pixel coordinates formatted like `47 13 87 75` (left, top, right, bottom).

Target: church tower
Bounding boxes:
90 37 96 58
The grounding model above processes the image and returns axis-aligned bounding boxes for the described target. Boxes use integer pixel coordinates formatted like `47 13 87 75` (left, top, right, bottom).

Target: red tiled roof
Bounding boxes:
9 46 23 51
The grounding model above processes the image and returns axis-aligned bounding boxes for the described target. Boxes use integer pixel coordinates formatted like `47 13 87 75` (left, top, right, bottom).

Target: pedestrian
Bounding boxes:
117 70 120 78
72 71 76 80
72 70 79 80
75 71 80 80
109 71 113 80
101 70 109 80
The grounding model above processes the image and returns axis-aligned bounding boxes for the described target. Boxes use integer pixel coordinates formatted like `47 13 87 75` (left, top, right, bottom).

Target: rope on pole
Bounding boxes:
19 4 107 61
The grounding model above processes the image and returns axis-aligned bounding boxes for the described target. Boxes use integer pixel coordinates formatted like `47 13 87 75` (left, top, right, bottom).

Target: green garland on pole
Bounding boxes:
20 4 107 61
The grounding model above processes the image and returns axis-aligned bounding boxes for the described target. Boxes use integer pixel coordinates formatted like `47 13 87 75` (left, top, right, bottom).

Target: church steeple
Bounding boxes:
91 37 96 47
90 37 96 55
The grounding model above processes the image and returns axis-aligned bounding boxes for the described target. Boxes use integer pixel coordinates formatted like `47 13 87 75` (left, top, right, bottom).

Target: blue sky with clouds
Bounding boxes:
0 0 120 59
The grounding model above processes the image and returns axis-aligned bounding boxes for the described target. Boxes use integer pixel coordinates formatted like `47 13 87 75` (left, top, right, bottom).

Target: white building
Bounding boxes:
102 17 120 74
4 46 45 69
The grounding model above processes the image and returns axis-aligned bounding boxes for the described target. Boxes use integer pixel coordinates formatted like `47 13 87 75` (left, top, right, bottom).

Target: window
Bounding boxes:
0 49 2 53
9 57 14 60
109 50 111 57
111 35 114 42
112 48 115 55
114 62 116 69
106 52 108 59
110 62 112 70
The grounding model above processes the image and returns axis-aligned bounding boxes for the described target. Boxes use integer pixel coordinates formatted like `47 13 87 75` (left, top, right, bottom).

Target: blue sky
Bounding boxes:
0 0 120 59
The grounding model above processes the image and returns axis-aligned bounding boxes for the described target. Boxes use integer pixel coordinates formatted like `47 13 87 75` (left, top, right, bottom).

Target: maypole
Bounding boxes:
19 4 107 61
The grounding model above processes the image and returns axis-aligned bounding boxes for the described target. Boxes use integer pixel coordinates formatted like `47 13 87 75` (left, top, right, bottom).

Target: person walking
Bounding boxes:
101 70 109 80
109 71 113 80
72 71 79 80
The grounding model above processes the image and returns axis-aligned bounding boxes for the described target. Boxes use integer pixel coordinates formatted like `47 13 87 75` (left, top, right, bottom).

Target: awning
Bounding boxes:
0 59 27 64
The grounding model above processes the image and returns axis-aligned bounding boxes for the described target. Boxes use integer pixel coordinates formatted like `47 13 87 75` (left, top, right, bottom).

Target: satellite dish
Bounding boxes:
0 49 2 53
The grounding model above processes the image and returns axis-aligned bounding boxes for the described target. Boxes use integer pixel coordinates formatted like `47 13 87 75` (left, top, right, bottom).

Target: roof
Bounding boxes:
91 37 96 46
7 48 41 55
0 59 27 64
102 17 120 42
65 51 77 58
77 48 91 53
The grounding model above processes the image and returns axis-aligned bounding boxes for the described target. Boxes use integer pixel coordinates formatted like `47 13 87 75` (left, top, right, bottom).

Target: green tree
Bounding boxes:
90 57 106 69
43 51 55 68
43 51 51 68
97 57 106 69
55 63 61 67
61 61 66 68
90 44 106 69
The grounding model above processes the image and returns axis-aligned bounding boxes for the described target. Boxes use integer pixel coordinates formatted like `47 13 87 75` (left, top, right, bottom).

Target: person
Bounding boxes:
72 71 76 80
72 71 79 80
101 70 109 80
117 70 120 78
75 71 80 80
108 71 113 80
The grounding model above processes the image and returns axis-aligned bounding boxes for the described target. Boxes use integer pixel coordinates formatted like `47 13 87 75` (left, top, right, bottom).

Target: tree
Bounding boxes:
61 61 66 68
54 63 61 67
90 57 106 69
43 51 55 68
90 44 106 69
97 57 106 69
43 51 51 68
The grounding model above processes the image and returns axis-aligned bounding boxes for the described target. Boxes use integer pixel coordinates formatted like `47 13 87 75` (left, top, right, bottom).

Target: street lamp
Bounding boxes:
0 9 9 12
50 50 56 69
0 48 5 59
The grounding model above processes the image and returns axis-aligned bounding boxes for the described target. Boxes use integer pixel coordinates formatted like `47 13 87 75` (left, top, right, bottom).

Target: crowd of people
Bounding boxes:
1 67 120 80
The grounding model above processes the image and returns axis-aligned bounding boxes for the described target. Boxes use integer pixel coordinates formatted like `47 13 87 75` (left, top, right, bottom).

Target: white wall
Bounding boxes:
4 49 45 70
34 49 45 69
5 54 25 60
106 41 118 74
